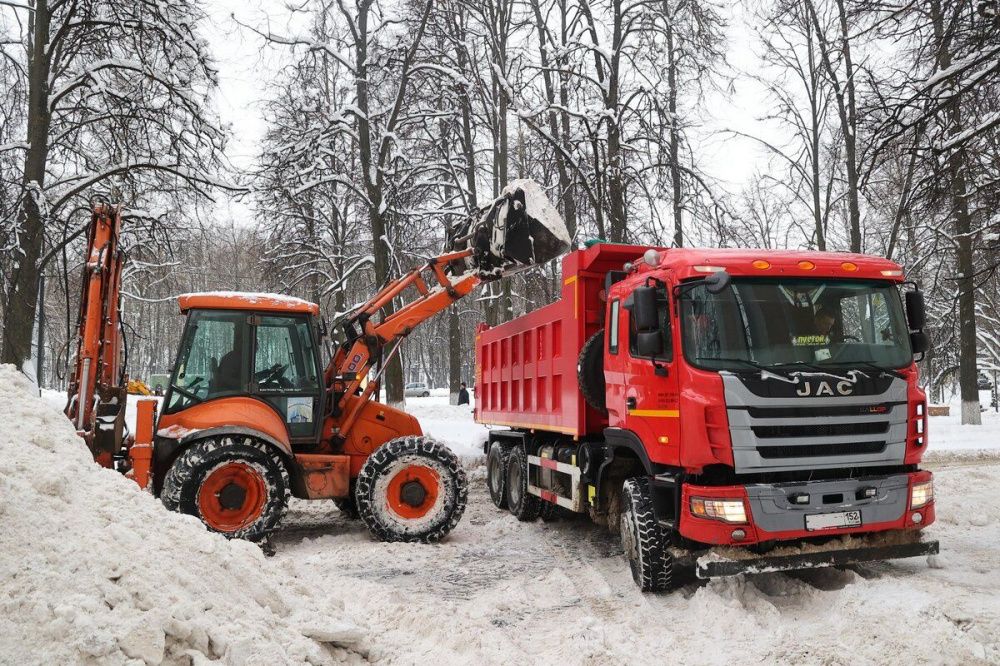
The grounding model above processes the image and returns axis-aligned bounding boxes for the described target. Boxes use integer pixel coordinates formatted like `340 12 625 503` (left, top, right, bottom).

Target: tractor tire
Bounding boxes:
161 436 290 542
334 496 359 519
578 329 607 414
355 436 468 543
486 441 511 509
505 445 541 522
619 477 675 592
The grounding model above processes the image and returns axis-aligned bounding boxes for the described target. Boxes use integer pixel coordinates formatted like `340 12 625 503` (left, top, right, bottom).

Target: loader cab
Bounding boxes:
164 293 325 440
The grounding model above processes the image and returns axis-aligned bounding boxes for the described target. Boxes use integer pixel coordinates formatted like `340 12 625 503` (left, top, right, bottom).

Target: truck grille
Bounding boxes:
751 422 889 439
723 374 909 474
757 441 887 459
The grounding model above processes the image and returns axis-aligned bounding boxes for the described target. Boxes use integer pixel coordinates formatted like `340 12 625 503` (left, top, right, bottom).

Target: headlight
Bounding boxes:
690 497 747 523
910 480 934 509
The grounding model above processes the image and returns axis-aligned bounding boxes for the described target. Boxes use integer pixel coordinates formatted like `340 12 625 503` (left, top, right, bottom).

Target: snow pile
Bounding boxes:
0 365 366 665
402 396 487 459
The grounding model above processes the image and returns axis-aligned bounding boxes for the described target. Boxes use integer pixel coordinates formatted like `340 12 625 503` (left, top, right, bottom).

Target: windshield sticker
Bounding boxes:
792 334 830 346
814 348 832 361
287 397 313 423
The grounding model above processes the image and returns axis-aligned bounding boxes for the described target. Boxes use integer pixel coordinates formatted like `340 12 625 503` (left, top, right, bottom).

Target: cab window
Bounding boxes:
166 310 249 412
253 315 321 437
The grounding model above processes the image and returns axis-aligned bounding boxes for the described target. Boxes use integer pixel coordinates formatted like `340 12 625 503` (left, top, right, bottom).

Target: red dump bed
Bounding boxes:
475 244 651 438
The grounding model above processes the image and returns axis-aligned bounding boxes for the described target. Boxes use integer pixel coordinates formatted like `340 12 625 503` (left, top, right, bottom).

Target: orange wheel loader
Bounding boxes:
64 182 570 543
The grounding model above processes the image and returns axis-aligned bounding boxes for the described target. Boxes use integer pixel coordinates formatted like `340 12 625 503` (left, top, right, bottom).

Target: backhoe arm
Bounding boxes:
65 201 128 467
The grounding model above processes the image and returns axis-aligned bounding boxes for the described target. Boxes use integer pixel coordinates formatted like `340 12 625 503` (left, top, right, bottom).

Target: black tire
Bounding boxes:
334 496 359 519
539 498 560 522
355 436 468 543
578 329 607 413
422 391 430 397
505 445 541 521
161 436 290 542
619 477 675 592
486 442 511 509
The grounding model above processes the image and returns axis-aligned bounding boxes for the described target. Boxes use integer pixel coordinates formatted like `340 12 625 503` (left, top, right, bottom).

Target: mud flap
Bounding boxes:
447 179 571 279
692 539 940 579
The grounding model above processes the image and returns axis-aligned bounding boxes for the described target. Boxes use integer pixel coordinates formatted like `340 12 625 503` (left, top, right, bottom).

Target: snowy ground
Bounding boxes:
12 381 1000 664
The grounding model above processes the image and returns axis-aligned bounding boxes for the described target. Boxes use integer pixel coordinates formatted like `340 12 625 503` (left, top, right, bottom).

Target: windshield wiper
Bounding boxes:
696 356 793 377
845 360 904 380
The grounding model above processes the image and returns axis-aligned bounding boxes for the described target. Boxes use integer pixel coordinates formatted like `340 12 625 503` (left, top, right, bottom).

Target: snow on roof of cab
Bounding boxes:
178 291 320 315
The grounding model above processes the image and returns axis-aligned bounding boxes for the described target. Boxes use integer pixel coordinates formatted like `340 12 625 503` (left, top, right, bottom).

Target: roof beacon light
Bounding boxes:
798 260 816 270
841 261 858 272
752 260 771 270
693 265 725 273
643 249 661 267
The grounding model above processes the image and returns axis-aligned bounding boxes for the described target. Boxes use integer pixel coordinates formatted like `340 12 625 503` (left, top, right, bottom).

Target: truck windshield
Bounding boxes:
680 278 912 371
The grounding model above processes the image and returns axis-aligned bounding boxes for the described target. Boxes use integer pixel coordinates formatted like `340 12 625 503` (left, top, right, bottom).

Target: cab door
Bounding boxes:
251 314 324 442
617 278 682 466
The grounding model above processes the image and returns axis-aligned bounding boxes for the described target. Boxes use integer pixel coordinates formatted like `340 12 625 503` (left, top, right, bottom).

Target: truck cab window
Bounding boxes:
629 287 672 361
608 300 620 354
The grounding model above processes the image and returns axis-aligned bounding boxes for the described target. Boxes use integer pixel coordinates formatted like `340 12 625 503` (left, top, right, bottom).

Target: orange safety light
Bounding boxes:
752 260 771 270
841 262 858 272
797 260 816 270
881 269 903 277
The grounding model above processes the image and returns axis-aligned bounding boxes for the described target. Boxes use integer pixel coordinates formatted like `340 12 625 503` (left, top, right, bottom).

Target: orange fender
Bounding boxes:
339 396 422 475
156 397 293 456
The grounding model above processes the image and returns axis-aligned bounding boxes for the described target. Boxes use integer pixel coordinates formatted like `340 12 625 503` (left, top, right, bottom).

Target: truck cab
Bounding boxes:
604 249 933 550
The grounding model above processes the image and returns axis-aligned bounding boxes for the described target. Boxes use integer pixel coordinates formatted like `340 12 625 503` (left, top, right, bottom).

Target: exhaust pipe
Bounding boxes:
448 179 572 279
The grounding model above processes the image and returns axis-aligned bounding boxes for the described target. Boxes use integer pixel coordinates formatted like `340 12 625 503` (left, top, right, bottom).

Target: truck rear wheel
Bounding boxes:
486 442 510 509
161 436 290 542
355 436 468 543
505 445 541 521
620 477 675 592
578 329 607 413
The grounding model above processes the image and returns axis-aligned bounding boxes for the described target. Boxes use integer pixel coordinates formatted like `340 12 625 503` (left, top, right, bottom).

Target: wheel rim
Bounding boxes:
197 462 268 533
488 450 503 495
508 459 522 507
385 464 441 520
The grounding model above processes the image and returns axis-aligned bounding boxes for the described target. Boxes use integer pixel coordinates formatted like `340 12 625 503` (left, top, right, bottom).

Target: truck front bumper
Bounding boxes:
683 530 939 579
675 469 935 546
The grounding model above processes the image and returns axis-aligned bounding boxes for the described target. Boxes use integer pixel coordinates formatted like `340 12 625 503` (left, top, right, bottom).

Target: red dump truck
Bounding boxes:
475 243 938 591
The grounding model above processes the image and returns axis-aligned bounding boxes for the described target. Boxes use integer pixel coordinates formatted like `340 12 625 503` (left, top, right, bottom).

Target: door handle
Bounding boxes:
626 397 637 410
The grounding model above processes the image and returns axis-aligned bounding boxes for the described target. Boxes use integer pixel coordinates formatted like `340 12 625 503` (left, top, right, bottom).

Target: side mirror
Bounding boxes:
632 286 660 331
910 331 929 355
636 330 663 356
905 290 926 331
705 270 731 294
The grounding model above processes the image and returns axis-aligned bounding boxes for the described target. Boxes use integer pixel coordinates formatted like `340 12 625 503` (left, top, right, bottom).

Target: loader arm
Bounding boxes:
326 178 572 440
65 201 128 467
327 248 481 436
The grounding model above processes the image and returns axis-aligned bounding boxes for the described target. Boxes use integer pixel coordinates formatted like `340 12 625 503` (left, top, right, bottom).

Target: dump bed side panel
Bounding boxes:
475 244 649 438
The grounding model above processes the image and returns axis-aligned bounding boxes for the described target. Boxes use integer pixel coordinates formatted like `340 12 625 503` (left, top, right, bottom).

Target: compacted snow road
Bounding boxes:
272 454 1000 664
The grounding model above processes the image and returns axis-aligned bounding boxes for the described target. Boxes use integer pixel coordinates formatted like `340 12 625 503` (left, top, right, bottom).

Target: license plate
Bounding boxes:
805 510 862 531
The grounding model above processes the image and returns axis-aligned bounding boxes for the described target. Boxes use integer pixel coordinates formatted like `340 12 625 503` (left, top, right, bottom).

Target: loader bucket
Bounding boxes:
448 179 572 279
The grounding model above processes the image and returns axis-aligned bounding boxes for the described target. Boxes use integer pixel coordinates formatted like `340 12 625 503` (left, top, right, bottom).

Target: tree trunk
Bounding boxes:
355 1 404 407
931 0 980 425
665 13 683 248
2 1 52 368
835 0 862 253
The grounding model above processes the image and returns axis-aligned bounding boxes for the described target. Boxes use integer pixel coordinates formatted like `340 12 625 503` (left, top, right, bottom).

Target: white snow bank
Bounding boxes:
402 396 488 459
0 365 366 665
